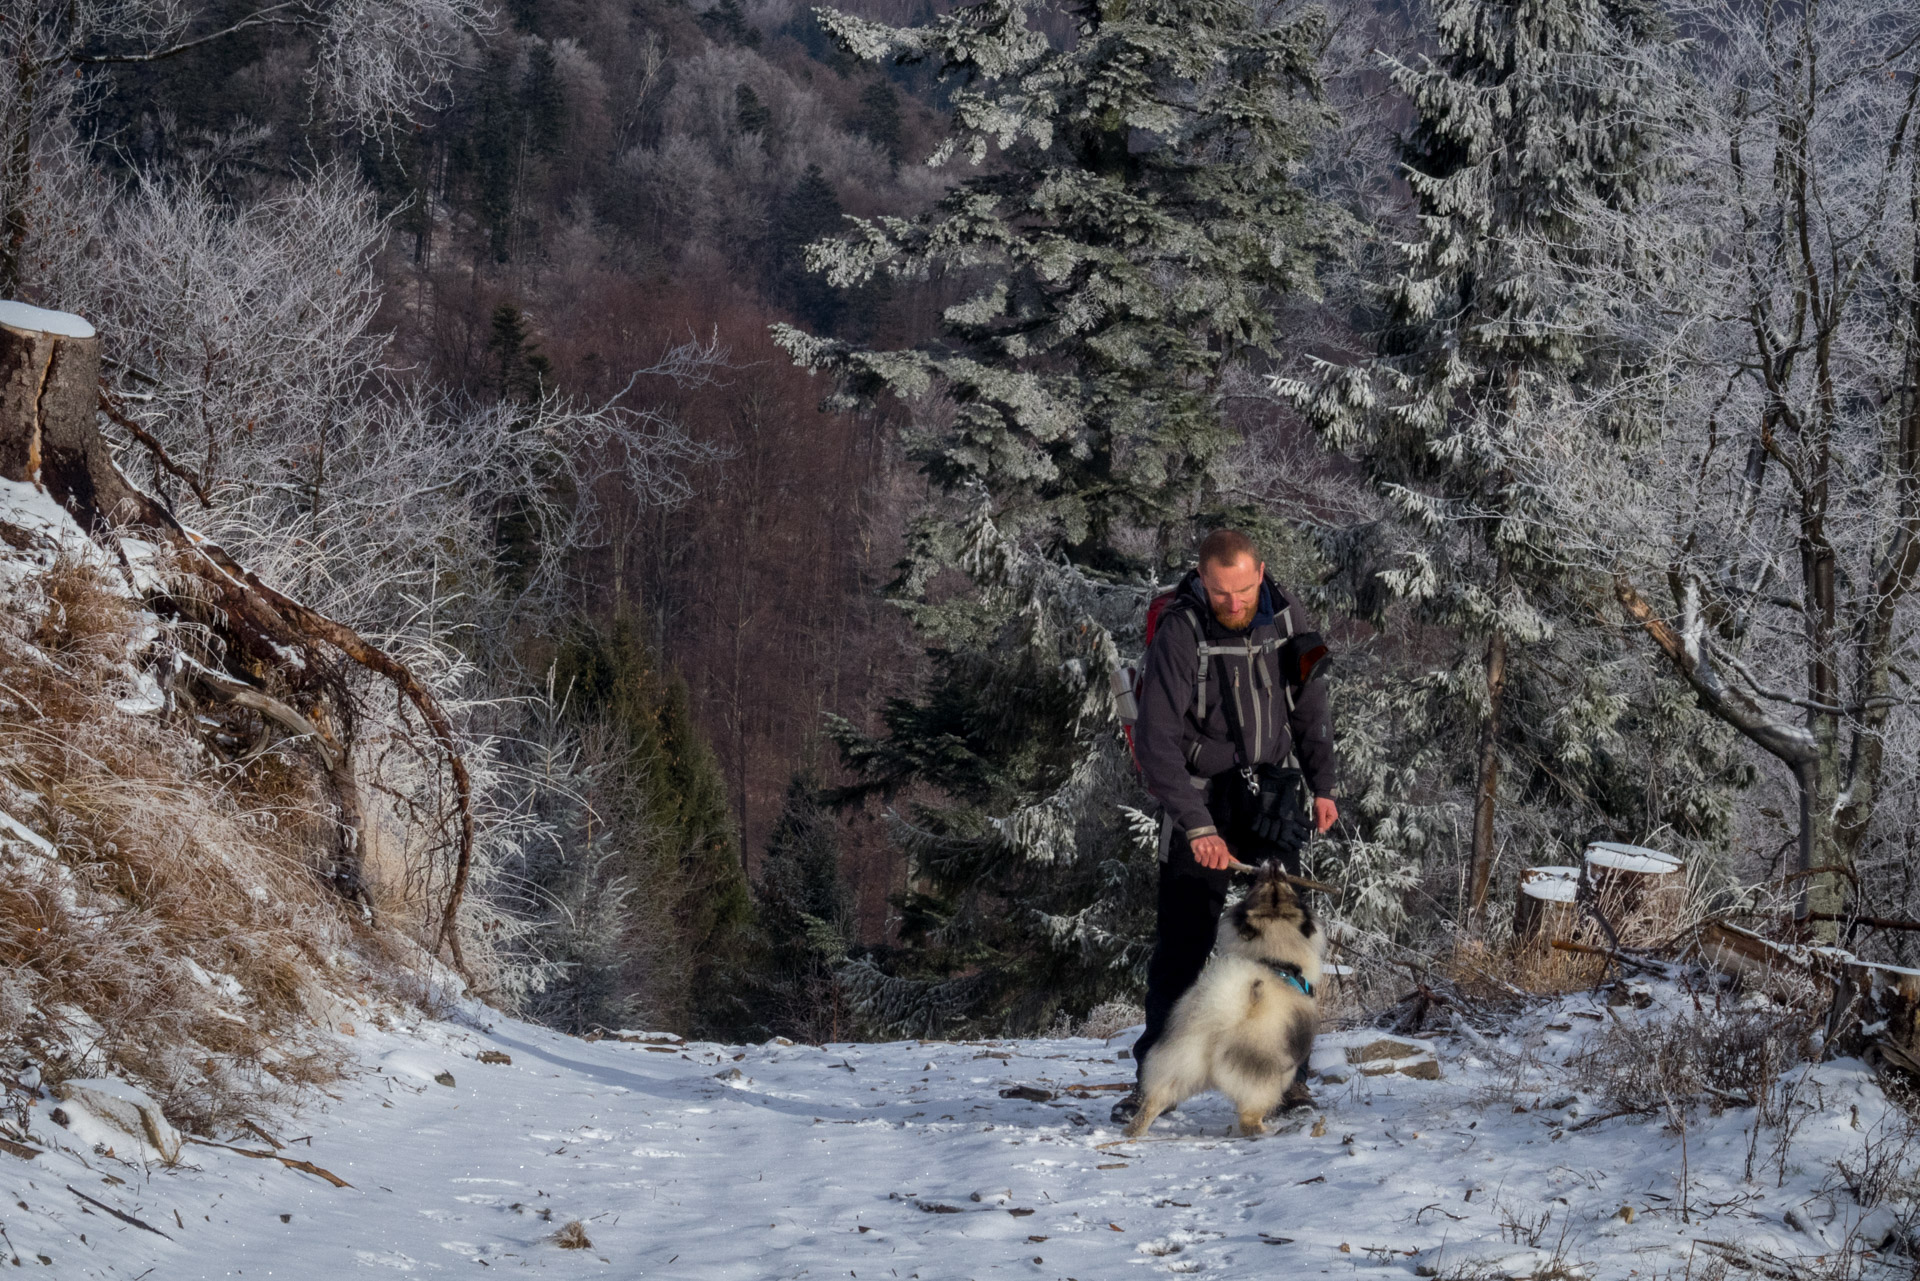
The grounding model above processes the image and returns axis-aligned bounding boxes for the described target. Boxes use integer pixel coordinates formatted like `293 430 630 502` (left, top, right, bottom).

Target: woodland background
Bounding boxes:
4 0 1918 1049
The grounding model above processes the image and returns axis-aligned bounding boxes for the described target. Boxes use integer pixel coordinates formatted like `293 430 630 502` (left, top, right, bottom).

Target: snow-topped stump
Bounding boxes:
1584 841 1684 946
0 301 153 532
50 1078 182 1164
1513 865 1578 946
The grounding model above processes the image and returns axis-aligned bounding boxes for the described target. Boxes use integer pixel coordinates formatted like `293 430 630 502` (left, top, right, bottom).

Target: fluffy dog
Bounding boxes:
1125 867 1323 1138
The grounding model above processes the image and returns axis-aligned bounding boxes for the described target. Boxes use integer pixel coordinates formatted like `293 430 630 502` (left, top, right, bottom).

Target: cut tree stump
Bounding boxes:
1514 866 1578 946
0 302 164 529
1584 842 1685 946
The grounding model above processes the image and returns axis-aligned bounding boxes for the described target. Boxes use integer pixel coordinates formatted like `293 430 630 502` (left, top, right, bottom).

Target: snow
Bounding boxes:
1584 842 1682 876
0 982 1912 1279
0 301 95 339
1519 866 1579 902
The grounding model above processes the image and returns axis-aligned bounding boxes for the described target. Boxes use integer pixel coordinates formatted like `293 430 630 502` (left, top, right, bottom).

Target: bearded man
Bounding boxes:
1113 528 1338 1123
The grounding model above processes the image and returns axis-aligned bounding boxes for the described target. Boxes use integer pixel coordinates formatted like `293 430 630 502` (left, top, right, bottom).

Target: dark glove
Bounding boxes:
1248 765 1312 855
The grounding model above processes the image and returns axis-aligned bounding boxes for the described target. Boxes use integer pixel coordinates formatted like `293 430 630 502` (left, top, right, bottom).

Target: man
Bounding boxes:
1114 529 1338 1123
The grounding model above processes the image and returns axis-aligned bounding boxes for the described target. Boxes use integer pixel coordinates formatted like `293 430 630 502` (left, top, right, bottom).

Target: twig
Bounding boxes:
1569 1106 1655 1132
183 1137 352 1187
66 1185 171 1238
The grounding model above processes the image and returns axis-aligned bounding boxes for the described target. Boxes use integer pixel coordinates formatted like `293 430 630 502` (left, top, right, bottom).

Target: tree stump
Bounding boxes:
0 301 161 531
1513 866 1578 945
1583 841 1685 946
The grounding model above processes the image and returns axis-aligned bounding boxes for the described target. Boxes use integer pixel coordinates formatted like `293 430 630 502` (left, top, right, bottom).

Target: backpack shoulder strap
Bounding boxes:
1158 594 1211 719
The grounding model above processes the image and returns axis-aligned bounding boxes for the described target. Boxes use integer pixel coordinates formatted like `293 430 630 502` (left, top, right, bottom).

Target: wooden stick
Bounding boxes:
184 1137 352 1188
1803 911 1920 932
67 1185 171 1238
1549 939 1666 974
1222 861 1337 894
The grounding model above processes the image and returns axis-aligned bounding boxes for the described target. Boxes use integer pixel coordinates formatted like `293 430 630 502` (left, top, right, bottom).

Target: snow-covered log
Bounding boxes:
1696 919 1920 1079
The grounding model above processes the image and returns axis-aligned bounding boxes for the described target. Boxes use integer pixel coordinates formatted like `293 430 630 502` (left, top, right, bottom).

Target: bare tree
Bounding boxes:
1549 0 1920 927
0 0 493 295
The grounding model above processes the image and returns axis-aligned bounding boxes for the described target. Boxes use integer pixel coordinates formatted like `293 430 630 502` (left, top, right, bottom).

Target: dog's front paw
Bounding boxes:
1235 1113 1269 1137
1123 1116 1152 1139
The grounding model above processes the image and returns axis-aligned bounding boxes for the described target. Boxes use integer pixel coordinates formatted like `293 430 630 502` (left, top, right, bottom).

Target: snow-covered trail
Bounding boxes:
0 986 1907 1279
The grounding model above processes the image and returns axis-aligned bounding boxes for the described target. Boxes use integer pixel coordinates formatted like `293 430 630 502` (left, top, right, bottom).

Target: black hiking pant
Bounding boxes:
1131 796 1303 1082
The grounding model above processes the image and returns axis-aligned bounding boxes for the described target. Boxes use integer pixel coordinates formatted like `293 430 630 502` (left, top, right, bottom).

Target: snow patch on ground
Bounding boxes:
0 981 1912 1278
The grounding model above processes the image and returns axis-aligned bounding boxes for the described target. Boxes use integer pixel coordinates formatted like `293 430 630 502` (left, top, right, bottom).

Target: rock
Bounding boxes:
1852 1206 1903 1251
50 1079 181 1164
1346 1039 1425 1064
477 1051 511 1065
1399 1059 1443 1080
714 1067 744 1082
433 1071 456 1088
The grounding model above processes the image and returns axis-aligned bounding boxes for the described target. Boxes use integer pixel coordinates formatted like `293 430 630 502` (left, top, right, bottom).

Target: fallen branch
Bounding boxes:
183 1137 352 1188
1550 939 1667 975
1803 911 1920 932
185 539 474 972
66 1185 172 1238
1569 1106 1655 1132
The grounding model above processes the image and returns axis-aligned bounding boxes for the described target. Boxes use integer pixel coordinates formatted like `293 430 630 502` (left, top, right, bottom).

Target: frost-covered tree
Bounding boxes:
1550 0 1920 929
774 0 1337 1032
1 0 493 295
1279 0 1697 924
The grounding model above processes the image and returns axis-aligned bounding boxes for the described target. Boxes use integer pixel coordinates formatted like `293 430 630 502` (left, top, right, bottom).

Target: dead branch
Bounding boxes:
1550 939 1668 975
97 386 210 508
183 1137 352 1187
66 1184 172 1237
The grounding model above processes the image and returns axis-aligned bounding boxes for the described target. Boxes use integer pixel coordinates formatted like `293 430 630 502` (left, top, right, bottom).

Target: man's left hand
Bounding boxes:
1314 797 1338 833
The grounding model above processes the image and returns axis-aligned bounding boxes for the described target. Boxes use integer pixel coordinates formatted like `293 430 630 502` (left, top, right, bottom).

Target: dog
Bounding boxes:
1125 865 1323 1138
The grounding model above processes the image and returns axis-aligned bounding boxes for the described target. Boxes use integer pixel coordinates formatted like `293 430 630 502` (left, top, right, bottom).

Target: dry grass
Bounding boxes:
0 554 420 1134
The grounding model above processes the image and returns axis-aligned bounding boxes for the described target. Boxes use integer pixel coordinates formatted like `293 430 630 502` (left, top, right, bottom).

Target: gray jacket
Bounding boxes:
1133 571 1335 838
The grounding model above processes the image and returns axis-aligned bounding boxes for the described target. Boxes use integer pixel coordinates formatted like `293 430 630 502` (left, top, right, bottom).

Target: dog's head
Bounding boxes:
1223 864 1322 973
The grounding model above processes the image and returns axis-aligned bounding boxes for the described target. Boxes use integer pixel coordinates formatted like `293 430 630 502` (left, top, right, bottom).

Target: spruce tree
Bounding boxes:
556 618 754 1037
750 774 857 1041
1278 0 1701 925
775 0 1335 1034
771 165 847 332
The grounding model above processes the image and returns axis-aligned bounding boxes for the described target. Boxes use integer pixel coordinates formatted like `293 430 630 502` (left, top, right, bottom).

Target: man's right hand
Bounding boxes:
1191 834 1234 870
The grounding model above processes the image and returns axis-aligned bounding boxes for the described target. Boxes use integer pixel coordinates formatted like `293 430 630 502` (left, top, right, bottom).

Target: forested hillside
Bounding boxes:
2 0 1918 1063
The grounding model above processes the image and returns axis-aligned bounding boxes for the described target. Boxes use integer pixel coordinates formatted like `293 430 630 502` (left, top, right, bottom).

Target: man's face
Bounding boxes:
1199 555 1265 631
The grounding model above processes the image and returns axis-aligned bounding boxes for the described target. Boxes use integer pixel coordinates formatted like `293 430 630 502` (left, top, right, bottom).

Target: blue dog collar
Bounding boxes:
1258 957 1313 997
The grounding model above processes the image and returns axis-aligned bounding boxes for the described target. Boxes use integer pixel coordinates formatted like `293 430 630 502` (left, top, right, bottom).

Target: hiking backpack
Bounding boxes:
1112 585 1329 770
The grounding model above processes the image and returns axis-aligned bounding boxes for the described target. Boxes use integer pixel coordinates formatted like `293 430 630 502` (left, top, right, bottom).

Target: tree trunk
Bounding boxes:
0 49 38 300
1467 624 1508 925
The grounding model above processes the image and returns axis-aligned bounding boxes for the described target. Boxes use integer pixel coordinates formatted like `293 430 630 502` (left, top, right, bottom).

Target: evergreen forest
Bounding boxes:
5 0 1920 1045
